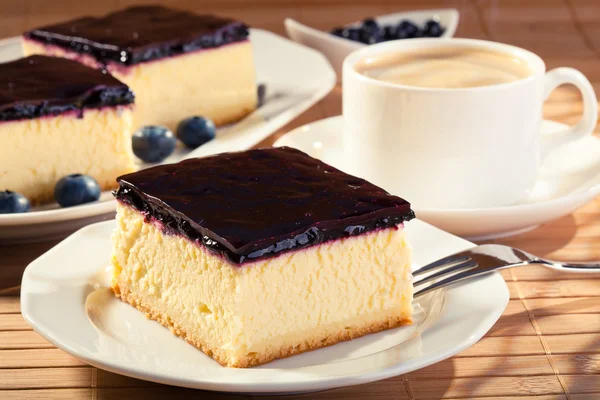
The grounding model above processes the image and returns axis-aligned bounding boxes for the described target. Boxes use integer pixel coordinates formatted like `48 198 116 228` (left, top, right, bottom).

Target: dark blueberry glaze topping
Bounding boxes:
0 55 133 122
23 5 250 66
115 147 415 265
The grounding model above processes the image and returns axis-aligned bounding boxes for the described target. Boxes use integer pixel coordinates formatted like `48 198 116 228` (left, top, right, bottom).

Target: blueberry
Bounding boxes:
395 27 410 40
132 126 177 163
330 27 344 37
348 28 361 41
176 116 216 149
54 174 101 208
397 20 420 38
373 28 386 43
358 28 373 44
361 18 379 33
383 25 397 41
423 19 444 37
341 27 361 42
257 83 267 107
213 31 226 47
0 190 30 213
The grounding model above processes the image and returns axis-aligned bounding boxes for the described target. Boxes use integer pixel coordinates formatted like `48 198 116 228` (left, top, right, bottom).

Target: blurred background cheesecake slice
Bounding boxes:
0 55 135 204
22 5 257 131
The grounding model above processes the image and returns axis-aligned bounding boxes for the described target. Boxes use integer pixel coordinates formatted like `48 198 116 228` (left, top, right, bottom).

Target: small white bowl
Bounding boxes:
285 9 459 79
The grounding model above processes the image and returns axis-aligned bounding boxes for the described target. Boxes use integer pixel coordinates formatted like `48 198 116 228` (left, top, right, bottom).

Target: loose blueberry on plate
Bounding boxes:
54 174 101 208
0 190 30 214
423 19 444 37
257 83 267 107
176 116 216 148
132 125 177 163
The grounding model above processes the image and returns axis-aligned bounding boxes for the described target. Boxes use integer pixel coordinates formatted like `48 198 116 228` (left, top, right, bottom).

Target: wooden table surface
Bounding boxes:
1 0 600 399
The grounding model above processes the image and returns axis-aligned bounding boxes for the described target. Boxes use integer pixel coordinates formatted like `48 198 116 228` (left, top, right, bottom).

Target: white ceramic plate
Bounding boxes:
274 116 600 240
285 9 459 79
0 29 335 243
21 219 508 394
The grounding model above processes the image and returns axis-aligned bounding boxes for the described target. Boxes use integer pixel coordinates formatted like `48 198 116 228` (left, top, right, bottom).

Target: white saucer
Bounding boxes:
0 29 335 243
21 219 508 394
274 115 600 240
285 9 459 79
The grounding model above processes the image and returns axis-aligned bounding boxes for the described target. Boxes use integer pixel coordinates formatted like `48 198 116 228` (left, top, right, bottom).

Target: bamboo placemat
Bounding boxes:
1 0 600 398
2 204 600 400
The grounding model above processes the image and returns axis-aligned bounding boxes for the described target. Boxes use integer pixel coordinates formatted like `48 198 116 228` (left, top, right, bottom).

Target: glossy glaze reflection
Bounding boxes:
115 147 415 264
0 56 133 121
24 5 250 66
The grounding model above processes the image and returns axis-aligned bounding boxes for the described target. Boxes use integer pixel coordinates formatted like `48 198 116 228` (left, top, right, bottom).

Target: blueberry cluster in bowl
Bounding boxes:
331 18 444 44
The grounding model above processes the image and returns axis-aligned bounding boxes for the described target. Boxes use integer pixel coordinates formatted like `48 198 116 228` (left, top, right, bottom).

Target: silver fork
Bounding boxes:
414 244 600 297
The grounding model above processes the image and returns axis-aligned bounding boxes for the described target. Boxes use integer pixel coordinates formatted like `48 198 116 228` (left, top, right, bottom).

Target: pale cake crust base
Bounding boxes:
113 283 411 368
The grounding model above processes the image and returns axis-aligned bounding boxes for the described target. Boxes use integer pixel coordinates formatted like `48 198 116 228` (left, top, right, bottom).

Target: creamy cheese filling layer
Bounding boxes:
23 39 257 130
111 202 413 366
0 107 134 204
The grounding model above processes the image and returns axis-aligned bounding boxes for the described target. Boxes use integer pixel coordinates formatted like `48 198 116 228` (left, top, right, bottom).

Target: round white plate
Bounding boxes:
0 29 335 243
274 115 600 240
285 9 459 79
21 219 508 394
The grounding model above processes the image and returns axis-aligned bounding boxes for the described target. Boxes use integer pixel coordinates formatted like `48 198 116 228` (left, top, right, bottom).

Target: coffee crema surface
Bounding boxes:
355 46 534 88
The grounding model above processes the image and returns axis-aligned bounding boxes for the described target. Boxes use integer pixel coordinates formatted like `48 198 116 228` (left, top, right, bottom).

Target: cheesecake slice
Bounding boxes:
0 55 134 204
23 5 257 130
111 147 414 368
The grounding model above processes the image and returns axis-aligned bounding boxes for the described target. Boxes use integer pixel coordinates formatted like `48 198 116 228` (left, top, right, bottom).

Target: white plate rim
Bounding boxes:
0 197 117 226
21 219 508 393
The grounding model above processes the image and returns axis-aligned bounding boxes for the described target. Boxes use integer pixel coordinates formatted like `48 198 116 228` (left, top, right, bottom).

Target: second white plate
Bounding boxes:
0 29 336 243
21 218 508 394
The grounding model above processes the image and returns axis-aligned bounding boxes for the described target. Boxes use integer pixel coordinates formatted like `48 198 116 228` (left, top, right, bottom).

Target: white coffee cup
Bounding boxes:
342 38 598 209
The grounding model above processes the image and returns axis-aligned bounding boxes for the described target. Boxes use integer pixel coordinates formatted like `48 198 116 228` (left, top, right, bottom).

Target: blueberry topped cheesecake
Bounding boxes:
0 55 134 204
23 5 257 130
111 146 414 368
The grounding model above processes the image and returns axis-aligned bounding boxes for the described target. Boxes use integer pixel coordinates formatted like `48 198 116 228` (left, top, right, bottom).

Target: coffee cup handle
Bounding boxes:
541 68 598 159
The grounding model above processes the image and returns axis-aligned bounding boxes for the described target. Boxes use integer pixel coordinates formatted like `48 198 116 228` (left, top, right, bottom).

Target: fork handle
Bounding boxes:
537 259 600 273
